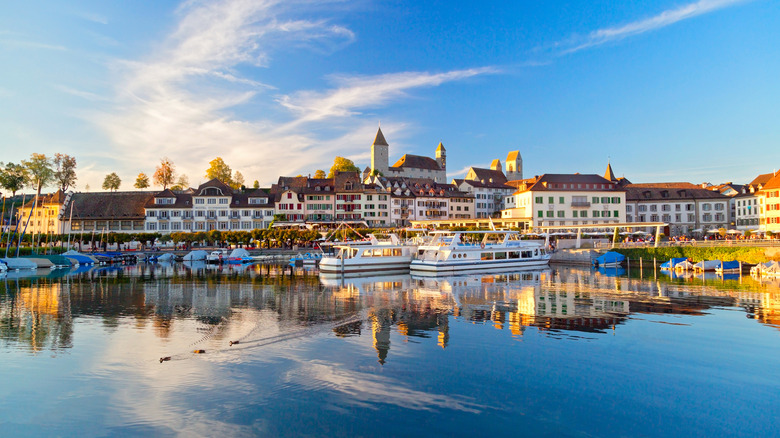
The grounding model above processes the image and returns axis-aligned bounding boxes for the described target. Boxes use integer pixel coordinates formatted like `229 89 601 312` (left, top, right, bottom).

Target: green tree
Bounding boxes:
102 172 121 191
53 153 77 192
327 156 359 178
232 171 245 190
170 174 189 191
0 162 28 197
313 169 326 178
253 180 260 189
134 172 150 189
22 153 54 197
205 157 232 184
153 157 175 189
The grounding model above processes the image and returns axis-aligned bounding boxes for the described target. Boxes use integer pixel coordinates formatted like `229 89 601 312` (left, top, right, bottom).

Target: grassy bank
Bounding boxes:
613 246 774 264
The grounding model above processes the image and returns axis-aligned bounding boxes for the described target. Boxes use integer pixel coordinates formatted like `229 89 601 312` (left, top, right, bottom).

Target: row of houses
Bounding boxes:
6 127 780 236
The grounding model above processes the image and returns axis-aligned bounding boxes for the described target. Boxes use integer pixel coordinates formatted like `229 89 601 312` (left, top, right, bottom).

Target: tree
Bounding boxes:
0 162 28 197
102 172 121 191
313 169 327 179
171 174 189 191
205 157 232 184
134 172 150 189
327 156 359 178
53 153 77 192
22 153 54 197
153 157 175 189
253 180 260 189
232 171 245 190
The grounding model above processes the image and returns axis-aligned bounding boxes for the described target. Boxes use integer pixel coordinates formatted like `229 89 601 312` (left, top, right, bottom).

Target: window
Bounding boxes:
207 198 216 205
557 211 564 218
537 211 543 218
580 211 587 217
546 211 553 217
548 196 554 204
219 198 228 204
559 197 564 204
614 210 619 218
592 197 599 204
195 198 204 205
573 211 578 218
593 210 600 218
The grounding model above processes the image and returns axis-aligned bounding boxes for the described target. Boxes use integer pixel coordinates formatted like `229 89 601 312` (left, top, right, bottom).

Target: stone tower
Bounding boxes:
505 151 522 181
435 142 446 171
490 159 502 172
371 126 389 176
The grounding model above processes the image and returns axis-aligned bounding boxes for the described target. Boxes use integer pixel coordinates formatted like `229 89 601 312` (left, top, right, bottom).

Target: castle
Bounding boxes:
367 127 447 183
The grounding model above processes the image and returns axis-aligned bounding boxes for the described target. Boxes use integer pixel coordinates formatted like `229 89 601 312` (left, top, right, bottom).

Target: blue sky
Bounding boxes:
1 0 778 191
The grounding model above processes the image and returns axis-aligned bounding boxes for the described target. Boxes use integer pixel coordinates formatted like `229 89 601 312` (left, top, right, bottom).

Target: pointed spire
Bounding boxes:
436 141 445 152
604 161 617 182
373 126 388 146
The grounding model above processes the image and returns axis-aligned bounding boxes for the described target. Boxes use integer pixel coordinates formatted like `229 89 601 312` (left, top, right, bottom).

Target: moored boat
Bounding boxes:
320 234 417 276
592 251 626 268
410 230 550 275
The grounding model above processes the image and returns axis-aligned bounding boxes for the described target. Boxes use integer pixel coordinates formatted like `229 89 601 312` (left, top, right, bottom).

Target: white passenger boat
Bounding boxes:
319 234 417 276
410 230 550 275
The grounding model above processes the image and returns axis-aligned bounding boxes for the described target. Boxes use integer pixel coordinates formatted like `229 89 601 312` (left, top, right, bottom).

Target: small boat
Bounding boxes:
206 250 227 264
674 260 694 271
411 230 550 275
593 251 626 268
182 250 209 261
0 261 6 274
62 250 97 266
151 253 174 262
715 260 741 274
660 258 688 270
751 261 780 277
693 260 721 272
0 257 38 271
226 248 253 264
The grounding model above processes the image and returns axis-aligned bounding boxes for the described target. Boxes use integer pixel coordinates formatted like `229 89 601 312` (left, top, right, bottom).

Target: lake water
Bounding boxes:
2 263 779 437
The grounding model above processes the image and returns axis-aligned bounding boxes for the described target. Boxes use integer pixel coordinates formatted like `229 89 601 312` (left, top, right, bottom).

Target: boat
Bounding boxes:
182 250 209 261
714 260 741 274
226 248 254 264
660 258 688 270
693 260 721 272
0 257 38 271
62 250 97 266
410 230 550 275
674 260 694 271
593 251 626 268
151 253 174 262
320 234 417 276
207 250 227 264
0 261 6 274
751 261 780 277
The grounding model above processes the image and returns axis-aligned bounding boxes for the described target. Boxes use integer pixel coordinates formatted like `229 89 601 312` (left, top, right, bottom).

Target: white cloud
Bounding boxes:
560 0 751 54
93 0 495 187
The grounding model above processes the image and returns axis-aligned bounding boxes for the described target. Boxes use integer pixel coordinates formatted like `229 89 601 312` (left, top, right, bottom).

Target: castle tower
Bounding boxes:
505 151 522 181
604 161 617 182
490 159 502 172
370 126 389 176
435 142 446 171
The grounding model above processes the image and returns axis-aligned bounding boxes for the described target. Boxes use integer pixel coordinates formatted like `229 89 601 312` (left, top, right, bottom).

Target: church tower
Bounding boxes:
370 126 389 176
435 142 446 171
505 151 522 181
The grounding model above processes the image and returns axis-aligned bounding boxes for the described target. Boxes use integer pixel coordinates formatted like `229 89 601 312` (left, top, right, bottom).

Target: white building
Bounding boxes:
624 183 729 236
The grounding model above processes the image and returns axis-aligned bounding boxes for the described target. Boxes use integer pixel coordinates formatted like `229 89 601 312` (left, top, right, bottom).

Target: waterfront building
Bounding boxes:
454 163 516 218
16 190 154 235
734 173 772 232
624 183 728 236
759 171 780 233
145 179 274 233
366 176 475 226
368 127 447 183
501 169 626 228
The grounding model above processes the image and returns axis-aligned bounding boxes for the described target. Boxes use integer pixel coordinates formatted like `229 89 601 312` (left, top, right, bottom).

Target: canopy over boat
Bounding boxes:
661 258 688 269
183 250 209 261
593 251 626 266
0 258 38 270
229 248 251 259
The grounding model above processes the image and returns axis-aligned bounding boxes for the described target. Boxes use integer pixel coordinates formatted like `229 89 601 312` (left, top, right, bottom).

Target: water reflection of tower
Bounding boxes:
370 308 394 364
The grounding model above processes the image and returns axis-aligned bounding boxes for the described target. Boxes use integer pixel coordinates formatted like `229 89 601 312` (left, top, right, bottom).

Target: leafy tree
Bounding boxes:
205 157 232 184
170 174 189 191
327 156 359 178
134 172 150 189
232 171 245 190
313 169 327 178
102 172 121 191
153 157 175 189
253 180 260 189
0 162 28 197
53 153 77 192
22 153 54 197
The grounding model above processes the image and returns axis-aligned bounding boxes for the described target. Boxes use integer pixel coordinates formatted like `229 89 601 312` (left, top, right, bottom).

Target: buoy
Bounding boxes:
160 356 172 363
229 341 239 346
193 349 206 354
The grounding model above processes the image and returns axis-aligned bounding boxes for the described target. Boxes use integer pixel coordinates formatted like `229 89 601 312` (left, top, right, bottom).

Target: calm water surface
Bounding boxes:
1 263 779 437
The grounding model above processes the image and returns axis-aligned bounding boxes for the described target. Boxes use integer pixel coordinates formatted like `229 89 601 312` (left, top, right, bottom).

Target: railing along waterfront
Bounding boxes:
594 239 780 249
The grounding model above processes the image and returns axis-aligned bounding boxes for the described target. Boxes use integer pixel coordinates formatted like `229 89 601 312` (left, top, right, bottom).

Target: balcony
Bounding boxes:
571 201 591 207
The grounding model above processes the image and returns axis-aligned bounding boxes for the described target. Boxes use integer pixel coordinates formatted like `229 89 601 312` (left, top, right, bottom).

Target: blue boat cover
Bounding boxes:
63 254 95 265
594 251 626 266
660 258 688 269
719 260 740 270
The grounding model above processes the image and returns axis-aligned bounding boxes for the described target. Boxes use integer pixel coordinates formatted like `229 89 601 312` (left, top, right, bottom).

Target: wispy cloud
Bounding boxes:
0 39 67 51
560 0 751 54
95 0 494 186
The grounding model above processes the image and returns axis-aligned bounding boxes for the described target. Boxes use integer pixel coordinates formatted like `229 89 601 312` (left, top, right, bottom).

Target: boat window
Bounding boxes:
350 248 359 258
522 251 533 258
509 251 520 259
534 249 539 256
383 249 392 256
373 249 383 257
392 248 402 256
481 252 494 260
494 252 507 260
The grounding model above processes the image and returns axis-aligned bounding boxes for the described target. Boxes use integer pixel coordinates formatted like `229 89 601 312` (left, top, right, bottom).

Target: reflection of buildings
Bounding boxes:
0 280 73 352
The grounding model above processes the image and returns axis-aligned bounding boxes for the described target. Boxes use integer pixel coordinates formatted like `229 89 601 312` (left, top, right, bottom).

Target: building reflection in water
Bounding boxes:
2 263 780 360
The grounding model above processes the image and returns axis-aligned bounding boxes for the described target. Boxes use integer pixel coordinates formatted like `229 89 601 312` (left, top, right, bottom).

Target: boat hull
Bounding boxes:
320 257 413 275
410 257 550 275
